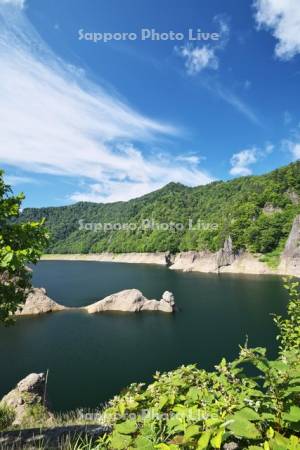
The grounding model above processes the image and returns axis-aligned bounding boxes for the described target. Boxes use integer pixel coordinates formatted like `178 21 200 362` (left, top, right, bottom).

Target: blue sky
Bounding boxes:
0 0 300 207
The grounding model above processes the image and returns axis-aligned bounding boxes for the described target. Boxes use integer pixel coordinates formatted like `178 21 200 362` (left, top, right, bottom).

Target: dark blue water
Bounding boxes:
0 261 288 411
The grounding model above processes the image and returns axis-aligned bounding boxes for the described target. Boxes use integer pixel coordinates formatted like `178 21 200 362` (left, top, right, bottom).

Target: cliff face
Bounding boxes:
279 214 300 276
170 236 238 273
216 236 235 269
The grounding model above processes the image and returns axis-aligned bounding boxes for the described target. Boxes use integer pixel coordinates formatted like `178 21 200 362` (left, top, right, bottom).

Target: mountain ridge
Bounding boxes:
21 161 300 256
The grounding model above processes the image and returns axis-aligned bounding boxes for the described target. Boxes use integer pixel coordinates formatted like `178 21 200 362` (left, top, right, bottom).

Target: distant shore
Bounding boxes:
40 251 293 276
41 252 169 265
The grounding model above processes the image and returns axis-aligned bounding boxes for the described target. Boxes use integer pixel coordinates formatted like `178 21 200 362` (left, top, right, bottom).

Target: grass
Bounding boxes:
0 404 15 431
0 407 108 450
259 240 285 269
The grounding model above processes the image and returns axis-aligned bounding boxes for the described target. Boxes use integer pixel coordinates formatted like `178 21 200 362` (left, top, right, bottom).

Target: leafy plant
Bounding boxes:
92 277 300 449
0 170 48 324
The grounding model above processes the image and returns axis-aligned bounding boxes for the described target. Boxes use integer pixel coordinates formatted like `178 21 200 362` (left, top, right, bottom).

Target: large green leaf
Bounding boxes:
183 424 200 442
134 435 155 450
197 431 211 450
110 431 133 449
115 419 138 434
236 407 260 421
210 429 224 449
227 416 261 440
283 406 300 423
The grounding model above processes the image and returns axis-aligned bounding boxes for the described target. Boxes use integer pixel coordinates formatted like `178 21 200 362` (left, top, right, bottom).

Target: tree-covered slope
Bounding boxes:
21 162 300 255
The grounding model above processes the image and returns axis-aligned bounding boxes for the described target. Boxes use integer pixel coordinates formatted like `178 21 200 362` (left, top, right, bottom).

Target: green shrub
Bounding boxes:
93 278 300 449
0 403 15 430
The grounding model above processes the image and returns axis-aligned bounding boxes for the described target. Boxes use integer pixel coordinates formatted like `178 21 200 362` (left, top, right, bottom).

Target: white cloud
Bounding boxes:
177 15 230 75
0 0 24 8
230 148 258 176
0 6 213 203
284 140 300 160
178 45 219 75
229 142 275 177
254 0 300 60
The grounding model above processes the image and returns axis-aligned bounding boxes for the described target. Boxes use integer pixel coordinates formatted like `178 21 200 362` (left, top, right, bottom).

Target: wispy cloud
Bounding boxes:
176 15 261 127
4 175 37 186
176 154 206 165
207 81 261 126
0 0 24 7
254 0 300 60
0 3 213 203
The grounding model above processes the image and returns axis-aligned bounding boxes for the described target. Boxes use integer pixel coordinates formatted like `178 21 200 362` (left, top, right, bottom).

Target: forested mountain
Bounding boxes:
21 162 300 257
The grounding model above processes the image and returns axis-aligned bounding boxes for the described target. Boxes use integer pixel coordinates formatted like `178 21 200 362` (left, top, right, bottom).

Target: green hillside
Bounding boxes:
21 162 300 257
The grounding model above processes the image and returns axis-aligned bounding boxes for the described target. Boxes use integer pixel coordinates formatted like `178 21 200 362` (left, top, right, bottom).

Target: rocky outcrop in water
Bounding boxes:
85 289 176 314
0 373 52 426
142 290 175 313
16 288 66 316
14 288 176 316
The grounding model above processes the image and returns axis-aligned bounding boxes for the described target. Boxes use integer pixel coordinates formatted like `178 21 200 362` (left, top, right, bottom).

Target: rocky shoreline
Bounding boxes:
41 214 300 278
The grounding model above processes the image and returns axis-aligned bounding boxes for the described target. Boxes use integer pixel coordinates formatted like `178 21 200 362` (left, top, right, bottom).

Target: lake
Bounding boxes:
0 261 288 412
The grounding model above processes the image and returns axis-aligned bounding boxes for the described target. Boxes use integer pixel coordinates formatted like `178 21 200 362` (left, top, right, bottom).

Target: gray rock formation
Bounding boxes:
216 236 235 269
142 291 175 313
262 203 283 214
0 373 52 426
85 289 176 314
286 190 300 205
16 288 66 316
13 287 175 317
279 215 300 275
282 215 300 257
170 251 218 272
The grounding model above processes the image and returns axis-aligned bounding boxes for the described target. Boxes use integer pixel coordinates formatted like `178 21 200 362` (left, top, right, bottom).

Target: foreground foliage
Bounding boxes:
21 162 300 259
0 279 299 449
0 170 48 324
91 278 300 449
